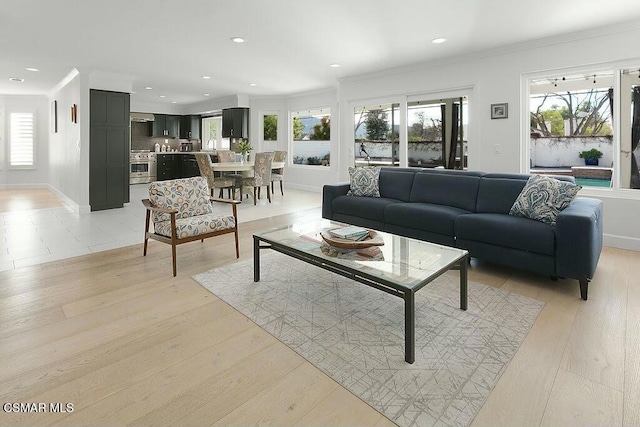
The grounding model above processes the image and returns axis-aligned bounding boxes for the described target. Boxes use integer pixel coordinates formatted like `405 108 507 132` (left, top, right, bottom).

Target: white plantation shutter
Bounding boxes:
10 112 35 167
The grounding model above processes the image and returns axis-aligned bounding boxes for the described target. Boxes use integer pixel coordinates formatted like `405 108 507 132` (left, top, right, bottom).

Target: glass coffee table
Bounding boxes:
253 219 469 364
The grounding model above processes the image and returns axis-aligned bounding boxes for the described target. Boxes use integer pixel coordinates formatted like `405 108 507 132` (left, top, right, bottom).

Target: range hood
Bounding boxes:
130 112 155 122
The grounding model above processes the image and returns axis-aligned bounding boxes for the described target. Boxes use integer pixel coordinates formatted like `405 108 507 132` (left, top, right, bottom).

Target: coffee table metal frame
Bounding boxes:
253 224 468 364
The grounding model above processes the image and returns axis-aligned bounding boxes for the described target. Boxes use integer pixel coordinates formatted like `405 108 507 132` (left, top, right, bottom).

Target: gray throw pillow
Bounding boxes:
347 166 381 197
509 175 581 225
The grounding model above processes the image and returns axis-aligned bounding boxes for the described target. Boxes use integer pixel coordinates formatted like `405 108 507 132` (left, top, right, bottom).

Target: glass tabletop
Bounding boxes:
254 219 468 291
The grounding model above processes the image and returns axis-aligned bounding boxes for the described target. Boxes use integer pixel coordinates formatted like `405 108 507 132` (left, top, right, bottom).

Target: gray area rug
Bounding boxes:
193 253 544 426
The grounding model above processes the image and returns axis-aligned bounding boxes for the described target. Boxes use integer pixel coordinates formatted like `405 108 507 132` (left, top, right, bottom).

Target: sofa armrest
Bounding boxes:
555 197 603 281
322 182 350 219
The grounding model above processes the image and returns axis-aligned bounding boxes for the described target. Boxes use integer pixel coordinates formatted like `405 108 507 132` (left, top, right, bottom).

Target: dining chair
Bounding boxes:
242 152 274 205
215 149 243 190
194 153 237 199
142 177 240 276
271 150 287 196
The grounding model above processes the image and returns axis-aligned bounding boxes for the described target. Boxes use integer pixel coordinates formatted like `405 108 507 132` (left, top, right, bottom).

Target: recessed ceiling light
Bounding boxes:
8 77 24 82
144 86 153 90
201 75 211 79
159 95 166 98
249 83 257 87
25 67 39 72
431 37 447 44
329 63 340 68
203 93 210 96
171 101 177 104
231 37 245 43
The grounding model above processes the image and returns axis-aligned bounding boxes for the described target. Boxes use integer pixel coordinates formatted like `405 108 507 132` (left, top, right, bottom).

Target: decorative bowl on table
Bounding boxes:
320 228 384 249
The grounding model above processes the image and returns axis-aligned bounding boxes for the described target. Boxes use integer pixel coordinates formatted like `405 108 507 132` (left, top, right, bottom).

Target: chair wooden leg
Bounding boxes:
228 188 232 199
267 185 271 203
219 188 223 198
253 187 257 205
271 181 274 193
171 214 178 277
143 210 151 256
258 187 261 199
171 243 177 277
280 180 284 196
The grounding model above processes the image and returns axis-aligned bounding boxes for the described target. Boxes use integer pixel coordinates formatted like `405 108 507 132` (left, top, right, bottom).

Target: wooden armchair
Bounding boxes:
142 177 240 276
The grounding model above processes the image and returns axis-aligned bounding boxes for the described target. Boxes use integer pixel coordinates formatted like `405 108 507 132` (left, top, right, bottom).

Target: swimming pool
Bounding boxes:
575 177 611 188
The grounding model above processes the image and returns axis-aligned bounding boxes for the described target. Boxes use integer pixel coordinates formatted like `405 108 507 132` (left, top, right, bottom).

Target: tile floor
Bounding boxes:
0 184 322 272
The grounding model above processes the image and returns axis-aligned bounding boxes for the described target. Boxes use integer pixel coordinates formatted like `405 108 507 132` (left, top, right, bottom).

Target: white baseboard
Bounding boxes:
0 183 49 190
45 184 87 213
604 233 640 252
285 183 322 193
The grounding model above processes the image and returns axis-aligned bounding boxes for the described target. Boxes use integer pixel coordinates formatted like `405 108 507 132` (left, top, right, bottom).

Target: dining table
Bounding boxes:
211 161 285 172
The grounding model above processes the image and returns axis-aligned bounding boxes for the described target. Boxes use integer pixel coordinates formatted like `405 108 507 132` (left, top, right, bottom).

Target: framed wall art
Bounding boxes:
491 103 508 119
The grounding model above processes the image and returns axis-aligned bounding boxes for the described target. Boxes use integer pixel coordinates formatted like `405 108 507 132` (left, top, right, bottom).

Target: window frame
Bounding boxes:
289 107 332 168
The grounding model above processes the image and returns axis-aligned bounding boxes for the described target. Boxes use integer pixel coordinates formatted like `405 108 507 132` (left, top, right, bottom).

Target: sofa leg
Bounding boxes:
579 278 589 300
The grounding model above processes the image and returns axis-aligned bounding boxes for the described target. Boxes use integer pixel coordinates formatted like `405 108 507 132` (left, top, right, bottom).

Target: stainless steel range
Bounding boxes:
130 150 157 184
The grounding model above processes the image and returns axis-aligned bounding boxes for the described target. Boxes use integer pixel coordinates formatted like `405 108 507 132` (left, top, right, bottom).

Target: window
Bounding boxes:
291 108 330 166
407 98 467 169
354 103 399 167
10 112 34 167
202 116 228 151
263 114 278 151
529 72 614 188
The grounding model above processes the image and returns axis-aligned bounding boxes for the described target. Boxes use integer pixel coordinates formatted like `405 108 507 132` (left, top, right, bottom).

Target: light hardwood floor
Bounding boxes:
0 189 638 426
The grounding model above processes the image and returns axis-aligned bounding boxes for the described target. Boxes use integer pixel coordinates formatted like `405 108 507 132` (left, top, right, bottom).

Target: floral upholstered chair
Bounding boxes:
242 151 275 205
270 150 287 196
194 153 238 199
142 176 240 276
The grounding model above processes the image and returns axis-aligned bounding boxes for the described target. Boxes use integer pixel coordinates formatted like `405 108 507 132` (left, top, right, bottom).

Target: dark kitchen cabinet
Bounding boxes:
156 154 203 181
151 114 180 137
89 89 130 211
180 115 201 140
156 154 175 181
222 108 249 138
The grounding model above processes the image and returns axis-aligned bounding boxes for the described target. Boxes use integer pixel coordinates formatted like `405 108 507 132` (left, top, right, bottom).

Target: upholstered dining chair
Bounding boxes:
194 153 237 199
142 176 240 277
242 151 274 205
270 150 287 196
215 149 243 190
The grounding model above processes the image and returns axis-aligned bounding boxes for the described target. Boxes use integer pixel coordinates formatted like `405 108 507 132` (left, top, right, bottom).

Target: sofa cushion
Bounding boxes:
509 175 581 225
332 195 401 223
476 174 528 214
378 168 419 201
385 202 472 236
410 171 481 212
455 213 555 256
347 166 381 197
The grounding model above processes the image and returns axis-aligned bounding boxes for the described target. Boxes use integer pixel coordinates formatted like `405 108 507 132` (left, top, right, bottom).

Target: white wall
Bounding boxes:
49 72 82 210
0 95 50 188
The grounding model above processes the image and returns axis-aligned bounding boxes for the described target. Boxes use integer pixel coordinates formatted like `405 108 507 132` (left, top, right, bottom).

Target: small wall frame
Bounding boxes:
491 103 508 119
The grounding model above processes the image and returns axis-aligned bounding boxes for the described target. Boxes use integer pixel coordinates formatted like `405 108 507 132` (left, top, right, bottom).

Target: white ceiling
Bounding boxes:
2 0 640 107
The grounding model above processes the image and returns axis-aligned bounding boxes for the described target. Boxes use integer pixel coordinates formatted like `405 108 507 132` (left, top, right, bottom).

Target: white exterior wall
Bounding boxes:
0 95 50 188
530 137 613 168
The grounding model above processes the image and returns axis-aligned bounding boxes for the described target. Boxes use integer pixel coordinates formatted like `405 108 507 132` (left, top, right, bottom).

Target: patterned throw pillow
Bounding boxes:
347 166 381 197
509 175 581 225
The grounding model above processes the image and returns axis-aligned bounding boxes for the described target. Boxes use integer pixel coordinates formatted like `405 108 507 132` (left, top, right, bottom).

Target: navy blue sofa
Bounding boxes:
322 168 603 300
